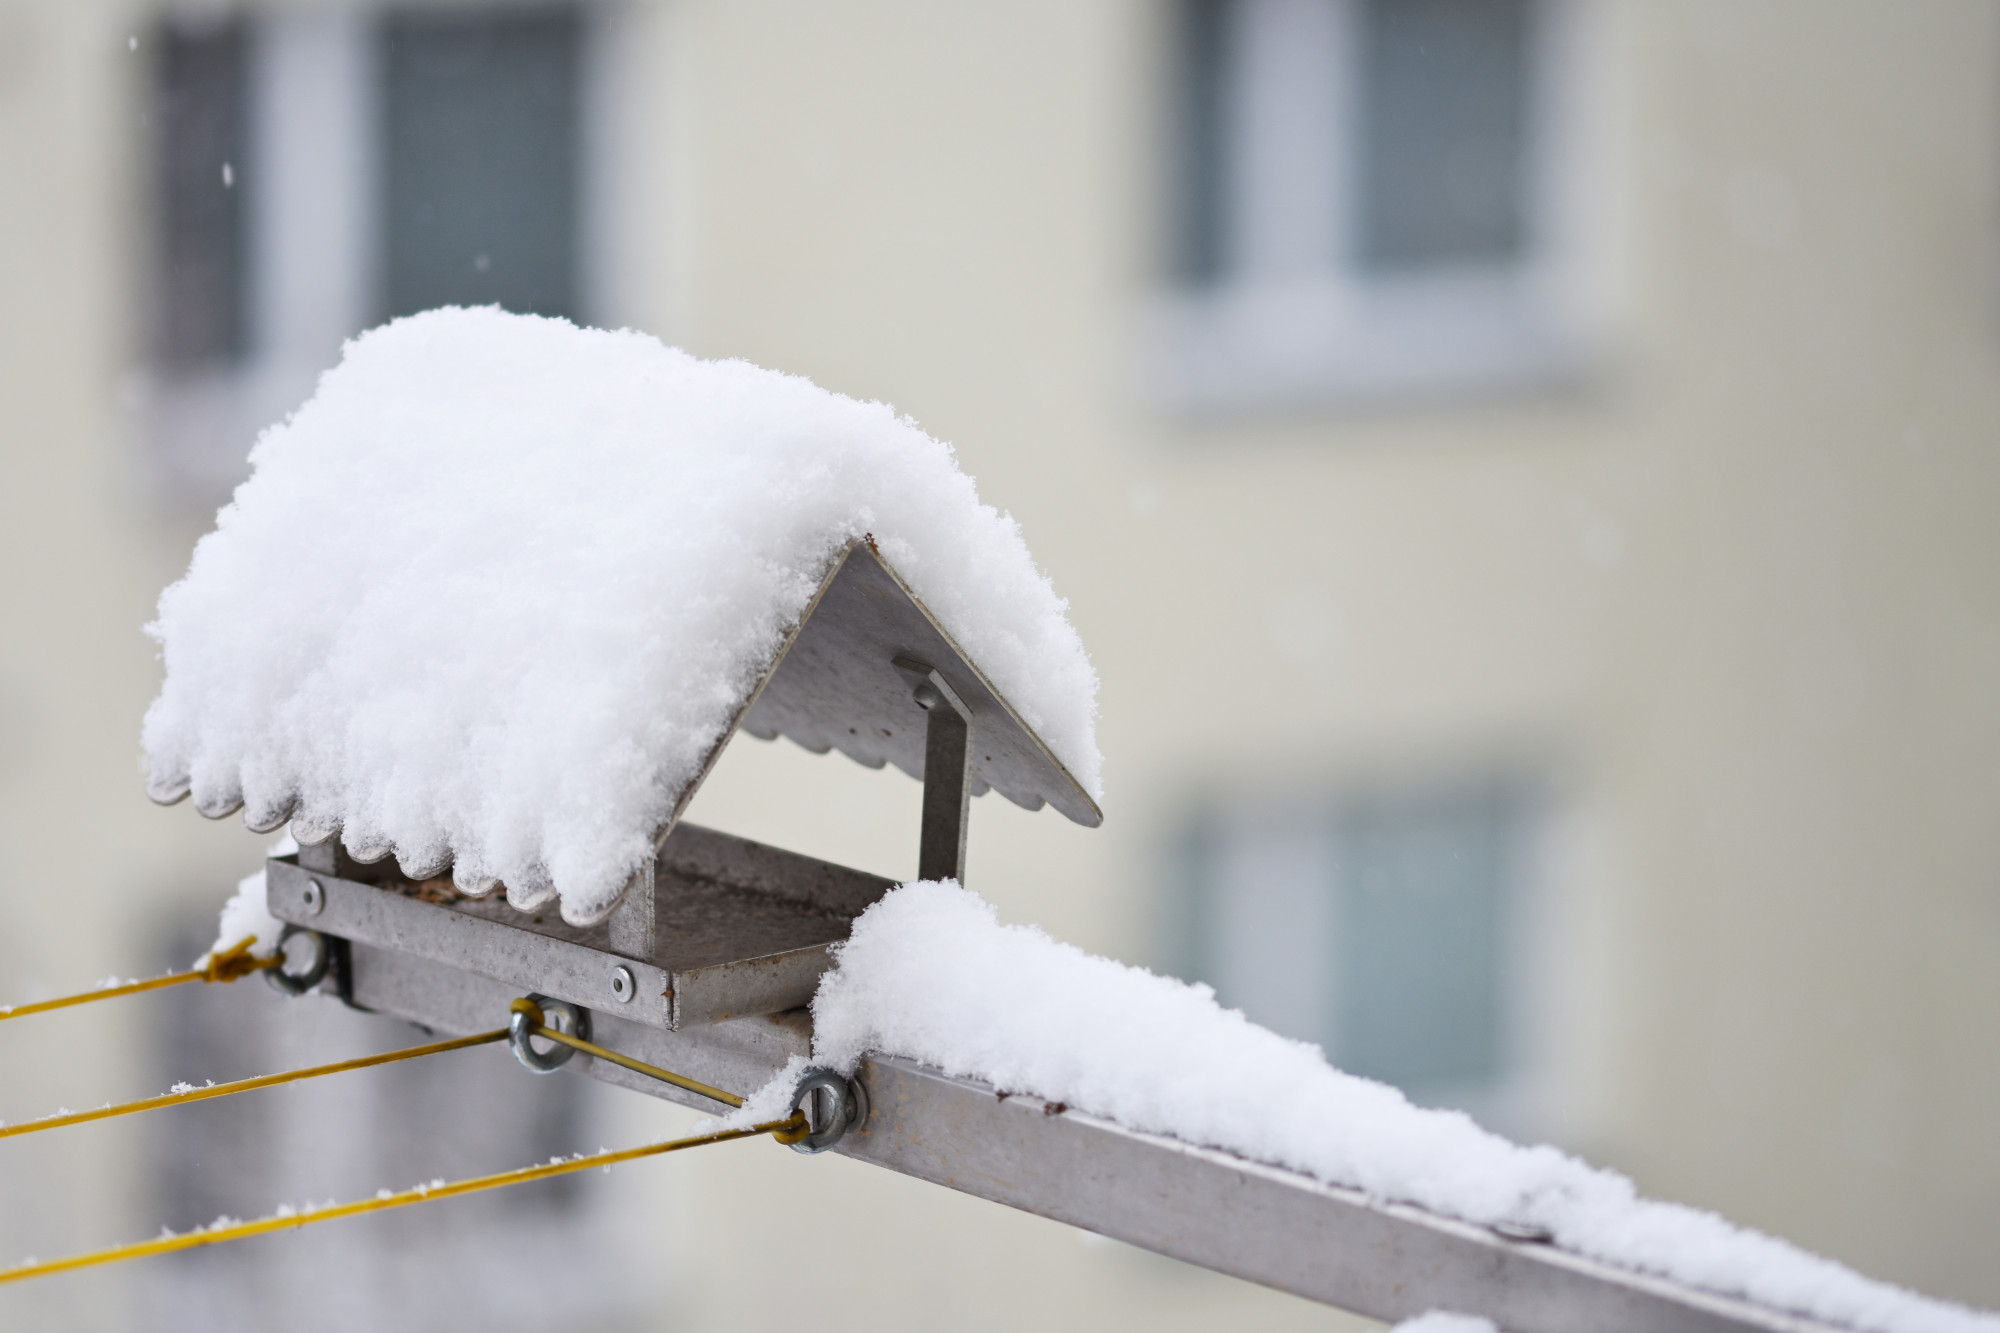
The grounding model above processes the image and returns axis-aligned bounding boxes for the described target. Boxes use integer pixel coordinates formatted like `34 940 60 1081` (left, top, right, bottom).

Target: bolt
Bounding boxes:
301 880 325 916
610 965 635 1003
913 681 941 712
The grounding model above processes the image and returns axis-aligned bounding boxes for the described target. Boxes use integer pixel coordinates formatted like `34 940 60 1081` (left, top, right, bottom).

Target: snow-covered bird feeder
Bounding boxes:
143 308 1102 1033
140 311 1993 1333
277 533 1096 1030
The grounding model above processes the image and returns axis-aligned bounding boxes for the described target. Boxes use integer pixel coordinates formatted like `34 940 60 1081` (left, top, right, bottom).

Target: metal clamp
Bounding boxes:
787 1067 866 1154
509 993 591 1074
264 924 332 996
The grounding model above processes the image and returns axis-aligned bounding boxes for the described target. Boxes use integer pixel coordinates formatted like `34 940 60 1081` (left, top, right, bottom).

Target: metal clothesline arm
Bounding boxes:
313 925 1847 1333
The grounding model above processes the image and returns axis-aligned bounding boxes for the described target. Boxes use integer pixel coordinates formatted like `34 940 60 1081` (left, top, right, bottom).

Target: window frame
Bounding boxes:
137 2 619 503
1149 0 1616 414
1172 771 1568 1138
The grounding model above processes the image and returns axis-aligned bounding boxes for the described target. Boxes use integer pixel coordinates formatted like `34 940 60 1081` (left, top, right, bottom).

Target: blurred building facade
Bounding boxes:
0 0 1996 1328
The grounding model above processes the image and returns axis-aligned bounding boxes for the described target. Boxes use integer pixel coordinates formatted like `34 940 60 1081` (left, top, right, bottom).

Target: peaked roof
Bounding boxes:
142 309 1102 922
715 538 1101 833
229 539 1098 921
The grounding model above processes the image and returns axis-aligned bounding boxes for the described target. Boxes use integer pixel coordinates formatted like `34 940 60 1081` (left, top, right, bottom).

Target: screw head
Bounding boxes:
301 880 325 916
609 965 635 1003
913 681 941 711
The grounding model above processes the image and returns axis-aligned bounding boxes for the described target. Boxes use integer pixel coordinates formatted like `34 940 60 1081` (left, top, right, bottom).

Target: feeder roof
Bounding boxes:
737 537 1101 828
142 308 1101 923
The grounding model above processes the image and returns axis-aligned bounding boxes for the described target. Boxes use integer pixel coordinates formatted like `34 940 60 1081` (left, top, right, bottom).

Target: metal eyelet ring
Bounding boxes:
509 993 591 1074
263 924 331 996
787 1067 865 1155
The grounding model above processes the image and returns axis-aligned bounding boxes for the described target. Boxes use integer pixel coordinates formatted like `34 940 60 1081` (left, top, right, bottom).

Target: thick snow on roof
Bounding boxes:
788 883 1999 1333
143 308 1100 922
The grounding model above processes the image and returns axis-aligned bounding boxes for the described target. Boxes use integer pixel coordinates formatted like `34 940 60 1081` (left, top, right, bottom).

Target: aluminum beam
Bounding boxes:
319 939 1849 1333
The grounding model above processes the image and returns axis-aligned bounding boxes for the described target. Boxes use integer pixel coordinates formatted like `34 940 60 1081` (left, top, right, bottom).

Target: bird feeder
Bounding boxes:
128 313 1882 1333
258 537 1101 1032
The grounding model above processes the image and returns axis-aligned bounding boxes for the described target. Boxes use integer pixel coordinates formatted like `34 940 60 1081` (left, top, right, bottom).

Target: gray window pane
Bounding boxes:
155 19 250 369
1183 812 1341 1047
1174 0 1233 285
380 6 582 322
1354 0 1532 270
1332 783 1516 1097
1175 779 1523 1111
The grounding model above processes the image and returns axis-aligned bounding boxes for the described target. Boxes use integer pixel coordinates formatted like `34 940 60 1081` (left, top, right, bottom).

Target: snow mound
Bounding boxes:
143 308 1100 922
800 882 2000 1333
201 834 300 964
1390 1316 1497 1333
207 869 283 964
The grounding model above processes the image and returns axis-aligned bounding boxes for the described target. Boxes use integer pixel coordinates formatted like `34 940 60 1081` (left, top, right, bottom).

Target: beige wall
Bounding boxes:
0 2 248 1324
0 0 1995 1326
672 0 2000 1314
1599 2 2000 1293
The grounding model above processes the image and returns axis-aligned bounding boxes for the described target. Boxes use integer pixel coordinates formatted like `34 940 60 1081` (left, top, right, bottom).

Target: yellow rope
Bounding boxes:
0 1029 509 1142
0 937 279 1023
0 1115 805 1286
509 997 744 1108
0 975 820 1282
511 998 811 1142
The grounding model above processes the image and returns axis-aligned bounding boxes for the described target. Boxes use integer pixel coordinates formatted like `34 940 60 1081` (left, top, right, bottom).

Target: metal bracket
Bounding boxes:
605 860 656 963
273 823 892 1030
893 656 970 883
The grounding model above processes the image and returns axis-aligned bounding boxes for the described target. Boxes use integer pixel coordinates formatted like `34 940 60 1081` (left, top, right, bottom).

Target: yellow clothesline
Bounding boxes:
0 1028 509 1142
0 938 806 1287
0 937 277 1023
0 1115 803 1286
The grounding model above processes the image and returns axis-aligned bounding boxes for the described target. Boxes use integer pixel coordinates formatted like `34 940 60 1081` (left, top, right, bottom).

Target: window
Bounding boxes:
1156 0 1603 410
1353 0 1532 272
142 4 594 498
381 7 584 322
1176 777 1536 1121
153 18 250 371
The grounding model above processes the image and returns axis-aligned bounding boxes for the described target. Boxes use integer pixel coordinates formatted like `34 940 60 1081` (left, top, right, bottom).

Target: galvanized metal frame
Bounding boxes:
262 855 1847 1333
280 822 894 1029
277 921 1850 1333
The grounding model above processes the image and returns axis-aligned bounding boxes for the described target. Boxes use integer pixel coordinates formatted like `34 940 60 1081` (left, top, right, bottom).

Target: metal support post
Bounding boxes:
903 659 971 883
606 860 656 962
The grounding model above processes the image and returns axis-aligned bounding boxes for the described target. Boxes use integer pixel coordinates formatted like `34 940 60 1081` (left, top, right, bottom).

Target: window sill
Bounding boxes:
1146 265 1599 417
131 358 327 507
